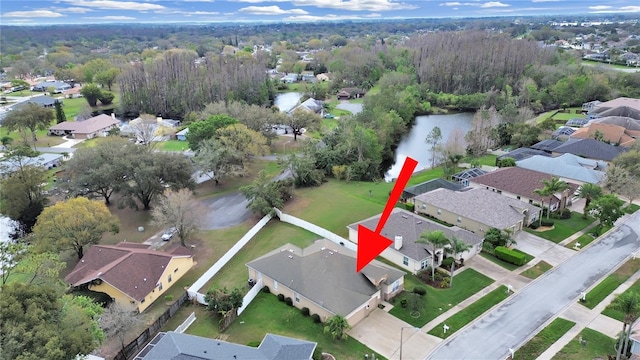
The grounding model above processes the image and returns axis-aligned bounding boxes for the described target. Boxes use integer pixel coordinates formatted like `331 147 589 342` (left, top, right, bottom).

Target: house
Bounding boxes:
0 152 64 176
136 332 316 360
48 114 119 139
589 97 640 119
246 239 404 326
32 80 71 93
413 187 542 234
565 118 589 127
13 96 59 109
64 242 194 313
288 97 323 115
316 73 329 82
469 167 580 212
347 208 483 274
552 126 576 140
495 148 551 166
64 86 83 99
516 153 607 184
530 139 564 153
570 122 636 147
582 100 601 112
401 178 465 203
280 74 298 84
551 138 628 162
176 128 189 141
119 117 178 142
451 167 488 186
336 88 366 100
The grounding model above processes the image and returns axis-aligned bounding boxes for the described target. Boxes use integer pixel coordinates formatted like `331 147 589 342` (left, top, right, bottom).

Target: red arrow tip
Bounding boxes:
356 225 393 272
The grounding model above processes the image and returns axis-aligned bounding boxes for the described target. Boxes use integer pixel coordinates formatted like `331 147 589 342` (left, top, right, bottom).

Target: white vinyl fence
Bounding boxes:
273 208 357 252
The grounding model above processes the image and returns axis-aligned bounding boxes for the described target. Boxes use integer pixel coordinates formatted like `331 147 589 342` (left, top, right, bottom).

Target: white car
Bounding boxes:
161 227 177 241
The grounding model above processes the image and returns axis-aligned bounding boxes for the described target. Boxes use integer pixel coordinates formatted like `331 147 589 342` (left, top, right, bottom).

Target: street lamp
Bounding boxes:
399 326 419 360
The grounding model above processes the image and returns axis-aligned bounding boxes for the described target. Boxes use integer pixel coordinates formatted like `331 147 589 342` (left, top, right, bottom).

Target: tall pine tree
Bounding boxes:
54 100 67 124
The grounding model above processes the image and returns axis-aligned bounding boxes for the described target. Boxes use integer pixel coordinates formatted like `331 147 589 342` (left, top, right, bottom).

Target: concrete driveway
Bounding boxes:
336 101 363 115
427 212 640 360
514 231 575 266
348 309 441 360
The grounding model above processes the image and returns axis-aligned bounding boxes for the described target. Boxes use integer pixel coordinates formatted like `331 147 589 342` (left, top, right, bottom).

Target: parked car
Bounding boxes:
161 227 177 241
323 113 335 119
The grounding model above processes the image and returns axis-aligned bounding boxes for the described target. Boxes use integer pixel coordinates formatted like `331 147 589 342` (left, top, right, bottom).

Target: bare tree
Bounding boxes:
100 302 142 353
151 189 206 247
465 106 501 157
130 114 159 146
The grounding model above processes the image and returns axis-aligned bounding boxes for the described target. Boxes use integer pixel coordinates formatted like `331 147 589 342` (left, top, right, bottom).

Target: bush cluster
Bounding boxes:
400 298 408 308
413 286 427 296
246 341 261 347
285 297 293 306
529 222 540 229
495 246 526 266
311 314 321 323
541 219 555 227
440 257 454 268
405 203 415 212
261 286 270 293
301 307 310 316
277 294 285 302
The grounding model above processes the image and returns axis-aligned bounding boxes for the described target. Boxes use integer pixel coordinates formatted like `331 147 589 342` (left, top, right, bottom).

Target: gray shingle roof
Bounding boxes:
516 153 606 184
402 178 464 200
138 331 315 360
414 188 541 230
530 139 564 152
246 240 404 317
552 138 628 162
347 208 483 262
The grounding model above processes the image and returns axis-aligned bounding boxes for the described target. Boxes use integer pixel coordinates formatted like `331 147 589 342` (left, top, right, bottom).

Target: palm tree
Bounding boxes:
417 230 449 281
324 315 350 340
540 177 570 220
611 291 640 360
575 184 603 219
447 236 472 288
533 187 550 226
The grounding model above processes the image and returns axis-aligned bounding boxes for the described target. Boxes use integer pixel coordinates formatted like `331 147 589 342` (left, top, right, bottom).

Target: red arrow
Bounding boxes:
356 156 418 272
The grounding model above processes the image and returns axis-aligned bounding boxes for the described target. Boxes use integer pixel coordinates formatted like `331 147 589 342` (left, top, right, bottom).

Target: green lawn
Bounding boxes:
184 292 385 360
480 250 534 271
552 328 616 360
525 213 596 243
565 234 598 250
389 269 494 327
551 112 585 121
515 318 576 360
463 154 498 167
0 125 66 148
520 261 553 280
601 277 640 321
625 204 640 214
157 140 189 151
581 259 640 309
428 285 509 339
321 118 339 131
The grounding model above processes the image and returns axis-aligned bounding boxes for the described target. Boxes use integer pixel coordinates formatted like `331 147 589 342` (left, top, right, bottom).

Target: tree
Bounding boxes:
194 138 243 185
2 102 54 143
0 240 27 286
54 100 66 124
14 249 66 286
483 227 514 248
94 67 119 91
538 177 570 219
533 186 550 226
497 157 516 168
465 106 502 157
187 114 238 150
587 194 625 235
0 283 101 360
215 124 269 165
288 108 321 141
151 189 206 247
425 126 443 169
606 166 640 206
32 197 119 259
446 236 472 288
100 302 142 353
241 170 294 216
575 184 603 219
611 291 640 360
205 287 243 316
417 230 449 281
80 83 102 107
285 153 325 188
324 315 350 340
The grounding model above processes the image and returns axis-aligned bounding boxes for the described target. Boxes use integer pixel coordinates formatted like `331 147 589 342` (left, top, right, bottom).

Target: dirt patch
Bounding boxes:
530 226 555 232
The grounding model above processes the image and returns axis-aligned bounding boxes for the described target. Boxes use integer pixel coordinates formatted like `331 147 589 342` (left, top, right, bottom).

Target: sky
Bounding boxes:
0 0 639 25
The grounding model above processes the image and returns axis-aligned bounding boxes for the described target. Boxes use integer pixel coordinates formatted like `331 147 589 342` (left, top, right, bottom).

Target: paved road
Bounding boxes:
336 101 363 115
427 212 640 360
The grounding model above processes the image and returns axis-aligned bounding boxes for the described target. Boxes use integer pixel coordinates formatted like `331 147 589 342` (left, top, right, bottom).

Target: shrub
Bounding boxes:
246 341 261 347
405 203 415 212
261 286 270 293
529 222 540 229
495 246 526 266
440 277 450 288
301 307 310 316
441 257 454 268
559 208 571 219
285 297 293 306
164 294 173 302
277 294 285 302
400 298 408 308
541 219 555 227
98 91 115 105
413 286 427 296
311 314 321 323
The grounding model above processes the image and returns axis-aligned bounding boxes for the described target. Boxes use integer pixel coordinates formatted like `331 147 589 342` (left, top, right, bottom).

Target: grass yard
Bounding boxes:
462 154 498 167
157 140 189 151
525 213 595 243
269 136 307 155
515 318 576 360
180 292 384 360
552 328 616 360
551 111 585 121
625 203 640 214
0 126 66 148
322 118 339 131
480 250 534 271
601 277 640 321
581 259 640 309
520 261 553 280
565 233 598 250
194 159 284 199
389 269 494 327
428 285 509 339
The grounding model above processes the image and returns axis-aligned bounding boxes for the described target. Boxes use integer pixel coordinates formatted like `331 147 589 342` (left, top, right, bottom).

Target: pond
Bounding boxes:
274 92 303 113
0 216 16 244
385 112 474 181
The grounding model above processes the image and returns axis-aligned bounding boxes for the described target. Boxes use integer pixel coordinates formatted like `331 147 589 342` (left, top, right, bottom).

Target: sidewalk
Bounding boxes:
535 269 640 360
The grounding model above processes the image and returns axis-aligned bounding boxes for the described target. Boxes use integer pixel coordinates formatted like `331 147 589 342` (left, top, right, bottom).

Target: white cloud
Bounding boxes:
238 5 309 14
57 7 93 13
440 2 462 6
290 0 418 11
61 0 165 11
620 6 640 12
588 5 611 10
83 15 136 20
186 11 220 15
2 10 65 18
531 0 559 2
480 1 509 8
285 13 373 20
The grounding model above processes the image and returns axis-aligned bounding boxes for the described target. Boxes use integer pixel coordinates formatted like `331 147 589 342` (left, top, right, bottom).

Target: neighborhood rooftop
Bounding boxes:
516 153 606 184
246 240 404 317
413 187 541 230
552 138 628 162
49 114 119 135
401 178 465 200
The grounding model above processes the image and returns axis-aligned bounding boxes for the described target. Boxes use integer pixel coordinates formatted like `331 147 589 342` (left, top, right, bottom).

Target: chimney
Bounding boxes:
394 235 403 250
156 116 162 123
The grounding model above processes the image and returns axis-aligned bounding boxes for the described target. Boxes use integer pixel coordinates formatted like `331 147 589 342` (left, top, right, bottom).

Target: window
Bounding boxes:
174 268 178 273
273 280 278 290
403 256 409 266
392 280 399 292
295 293 300 303
421 260 428 269
497 190 502 194
157 283 163 291
168 274 172 283
141 298 145 303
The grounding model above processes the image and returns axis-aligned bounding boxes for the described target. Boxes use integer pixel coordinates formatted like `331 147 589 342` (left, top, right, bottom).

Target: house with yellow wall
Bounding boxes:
65 242 194 312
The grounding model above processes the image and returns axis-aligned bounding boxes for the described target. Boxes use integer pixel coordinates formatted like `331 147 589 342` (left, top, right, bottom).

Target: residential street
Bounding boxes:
427 212 640 360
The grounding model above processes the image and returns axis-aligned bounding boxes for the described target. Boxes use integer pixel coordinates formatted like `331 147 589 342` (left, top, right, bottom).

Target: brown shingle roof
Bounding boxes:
470 167 579 207
593 97 640 113
571 123 635 146
65 244 192 301
49 114 118 135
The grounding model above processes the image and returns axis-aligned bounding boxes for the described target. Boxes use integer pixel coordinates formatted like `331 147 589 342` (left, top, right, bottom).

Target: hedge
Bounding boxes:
495 246 526 266
541 219 555 227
